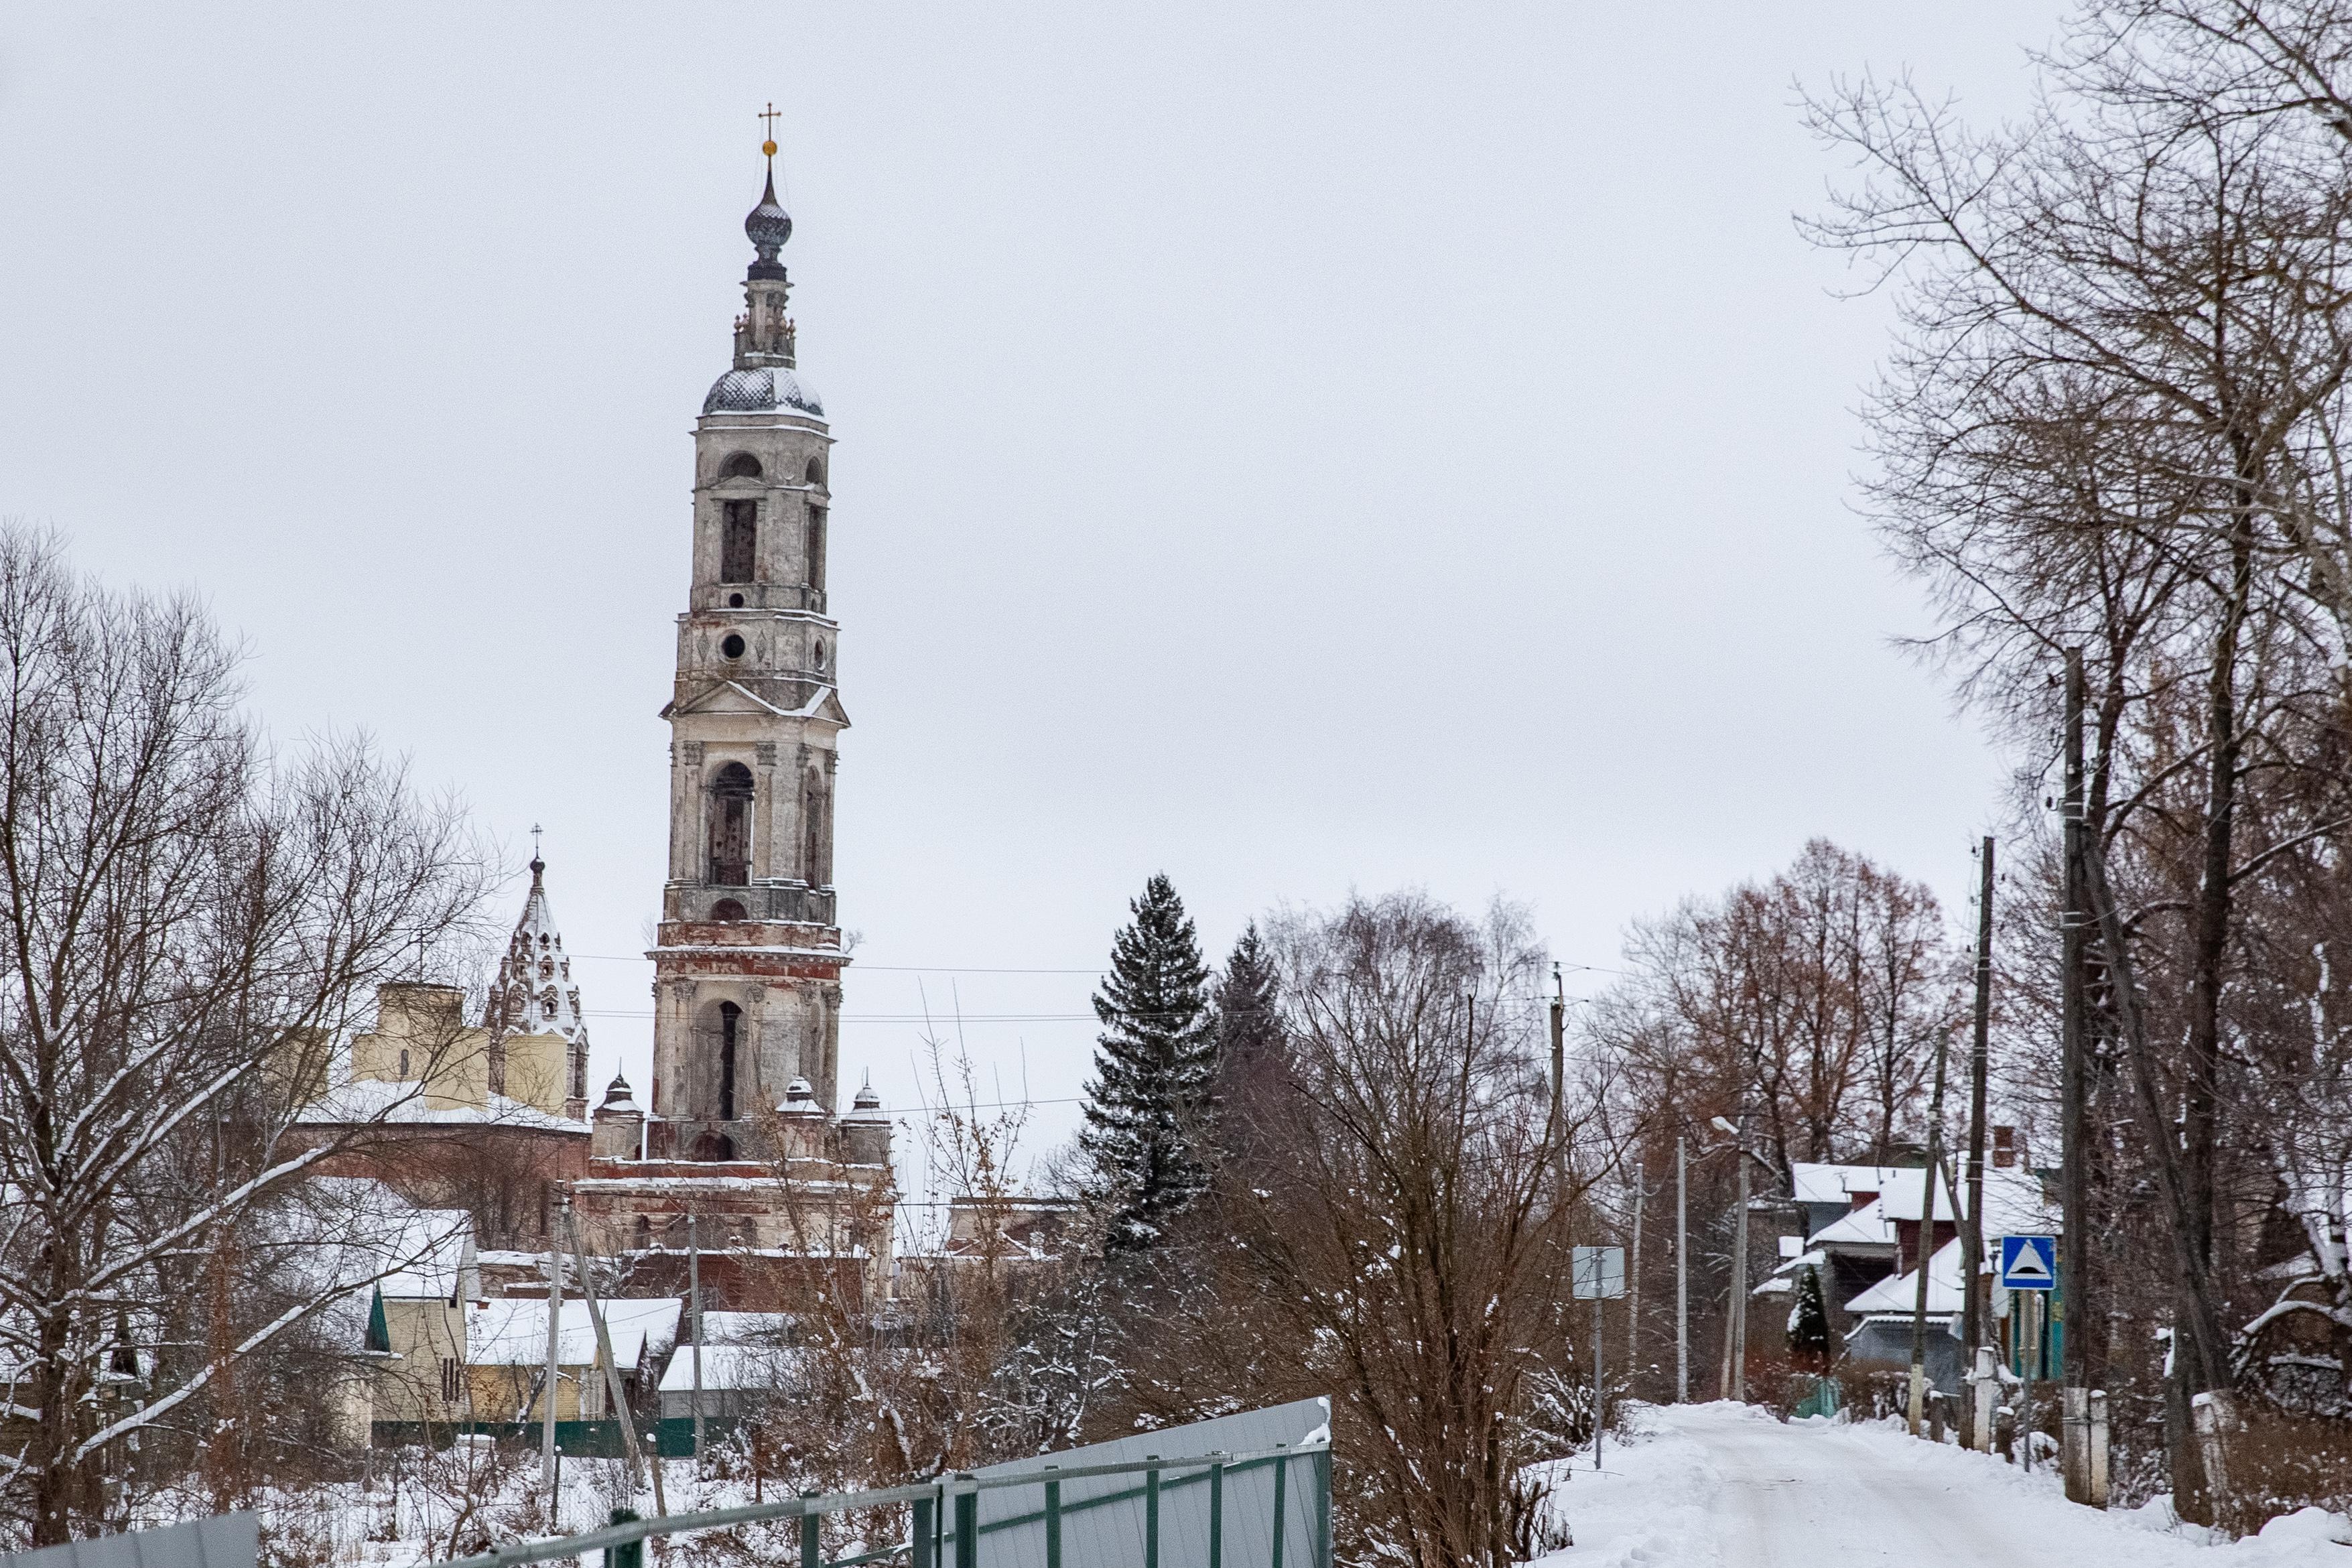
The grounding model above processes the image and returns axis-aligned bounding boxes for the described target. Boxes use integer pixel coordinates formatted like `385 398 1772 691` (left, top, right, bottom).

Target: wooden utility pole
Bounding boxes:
1960 838 1995 1449
570 1212 663 1517
2061 649 2096 1501
1908 1031 1952 1435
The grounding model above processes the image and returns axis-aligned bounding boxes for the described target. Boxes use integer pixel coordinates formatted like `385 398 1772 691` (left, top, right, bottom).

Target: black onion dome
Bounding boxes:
745 168 793 258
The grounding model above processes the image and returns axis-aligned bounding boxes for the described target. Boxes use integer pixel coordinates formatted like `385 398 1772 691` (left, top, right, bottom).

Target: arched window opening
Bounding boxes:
634 1215 652 1244
805 457 824 488
398 1048 410 1079
690 1132 736 1163
801 771 824 885
710 897 747 923
708 763 753 885
721 499 758 582
722 452 763 480
718 1001 740 1122
805 506 827 596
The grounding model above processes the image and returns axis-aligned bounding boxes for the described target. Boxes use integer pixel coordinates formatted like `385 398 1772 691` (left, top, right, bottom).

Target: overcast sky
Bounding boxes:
1 3 2066 1191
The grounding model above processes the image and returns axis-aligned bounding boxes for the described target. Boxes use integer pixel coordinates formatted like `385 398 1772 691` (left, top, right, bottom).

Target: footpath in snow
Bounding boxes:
1536 1402 2351 1568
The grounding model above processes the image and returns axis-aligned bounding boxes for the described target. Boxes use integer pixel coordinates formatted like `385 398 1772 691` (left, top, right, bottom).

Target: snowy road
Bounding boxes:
1541 1402 2347 1568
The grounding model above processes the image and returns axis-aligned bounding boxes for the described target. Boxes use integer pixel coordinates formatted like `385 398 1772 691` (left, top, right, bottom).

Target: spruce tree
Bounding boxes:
1210 923 1283 1156
1788 1263 1831 1364
1077 873 1216 1252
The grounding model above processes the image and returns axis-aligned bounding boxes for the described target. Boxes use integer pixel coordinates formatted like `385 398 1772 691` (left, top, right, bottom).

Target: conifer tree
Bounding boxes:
1788 1264 1831 1364
1210 923 1284 1156
1077 873 1216 1252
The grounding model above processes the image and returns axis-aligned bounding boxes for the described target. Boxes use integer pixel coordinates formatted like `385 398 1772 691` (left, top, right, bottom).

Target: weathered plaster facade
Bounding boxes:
644 157 853 1166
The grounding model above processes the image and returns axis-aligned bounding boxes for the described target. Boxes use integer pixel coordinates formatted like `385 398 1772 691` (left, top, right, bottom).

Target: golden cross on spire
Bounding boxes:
760 102 781 159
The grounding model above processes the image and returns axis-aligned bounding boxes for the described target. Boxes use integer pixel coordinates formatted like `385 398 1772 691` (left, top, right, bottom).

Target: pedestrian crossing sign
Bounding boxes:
2000 1234 2057 1291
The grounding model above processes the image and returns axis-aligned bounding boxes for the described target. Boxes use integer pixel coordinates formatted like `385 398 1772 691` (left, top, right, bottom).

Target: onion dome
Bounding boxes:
745 168 791 280
703 364 824 417
597 1071 639 1116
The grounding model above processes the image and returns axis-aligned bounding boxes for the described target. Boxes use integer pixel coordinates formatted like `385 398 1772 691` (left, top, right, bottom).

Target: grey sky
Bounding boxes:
1 3 2063 1188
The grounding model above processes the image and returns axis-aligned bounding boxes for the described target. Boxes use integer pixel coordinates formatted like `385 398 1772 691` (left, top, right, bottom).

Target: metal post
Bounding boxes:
688 1215 704 1466
799 1493 820 1568
912 1496 935 1568
1311 1447 1331 1568
1206 1459 1223 1568
1269 1447 1289 1568
954 1476 977 1568
1145 1457 1161 1568
1675 1136 1688 1403
2022 1292 2038 1474
1593 1293 1605 1469
1629 1171 1644 1392
1045 1467 1062 1568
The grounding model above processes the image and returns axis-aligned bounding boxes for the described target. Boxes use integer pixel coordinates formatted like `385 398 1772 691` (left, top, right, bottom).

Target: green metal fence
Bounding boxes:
439 1442 1332 1568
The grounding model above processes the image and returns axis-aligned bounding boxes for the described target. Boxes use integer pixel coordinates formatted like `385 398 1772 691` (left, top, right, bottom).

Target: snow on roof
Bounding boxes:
468 1297 680 1368
657 1341 803 1393
1790 1164 1909 1206
486 857 591 1053
697 1310 795 1344
1809 1197 1896 1250
293 1075 588 1132
1845 1236 1965 1316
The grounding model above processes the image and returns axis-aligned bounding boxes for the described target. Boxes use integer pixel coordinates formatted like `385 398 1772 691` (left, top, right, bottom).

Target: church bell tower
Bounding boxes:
645 135 848 1162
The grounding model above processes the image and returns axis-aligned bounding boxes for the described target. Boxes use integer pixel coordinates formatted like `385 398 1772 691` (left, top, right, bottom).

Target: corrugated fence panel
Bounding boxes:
0 1513 259 1568
949 1397 1329 1568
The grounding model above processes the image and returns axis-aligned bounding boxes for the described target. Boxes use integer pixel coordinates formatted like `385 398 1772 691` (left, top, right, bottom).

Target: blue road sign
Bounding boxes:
2000 1234 2058 1291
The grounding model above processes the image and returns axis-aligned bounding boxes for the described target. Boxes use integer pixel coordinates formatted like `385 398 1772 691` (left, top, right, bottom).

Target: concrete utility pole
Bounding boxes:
1714 1115 1752 1401
1961 838 1995 1449
1629 1173 1644 1392
1675 1137 1689 1403
570 1211 663 1517
1549 966 1569 1210
2061 649 2096 1502
541 1194 567 1497
688 1214 705 1466
1908 1031 1952 1435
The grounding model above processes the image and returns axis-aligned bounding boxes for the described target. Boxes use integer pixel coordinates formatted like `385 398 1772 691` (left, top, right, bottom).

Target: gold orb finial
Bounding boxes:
763 139 777 157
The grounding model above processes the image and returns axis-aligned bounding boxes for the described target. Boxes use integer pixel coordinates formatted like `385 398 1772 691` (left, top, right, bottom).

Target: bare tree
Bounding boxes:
0 526 493 1543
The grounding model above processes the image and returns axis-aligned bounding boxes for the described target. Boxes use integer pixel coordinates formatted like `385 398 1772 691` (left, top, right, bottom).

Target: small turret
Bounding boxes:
842 1078 891 1169
592 1070 643 1159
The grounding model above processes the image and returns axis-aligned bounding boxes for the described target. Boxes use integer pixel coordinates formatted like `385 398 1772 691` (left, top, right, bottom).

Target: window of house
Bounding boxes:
440 1357 462 1406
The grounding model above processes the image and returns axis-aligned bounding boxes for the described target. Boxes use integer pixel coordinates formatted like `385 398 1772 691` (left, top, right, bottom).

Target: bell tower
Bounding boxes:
646 132 848 1162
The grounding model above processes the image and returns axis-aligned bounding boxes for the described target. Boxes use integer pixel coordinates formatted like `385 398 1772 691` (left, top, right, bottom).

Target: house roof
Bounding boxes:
294 1075 588 1132
466 1297 679 1368
658 1341 803 1393
1845 1236 1965 1316
1808 1197 1896 1250
1790 1164 1908 1207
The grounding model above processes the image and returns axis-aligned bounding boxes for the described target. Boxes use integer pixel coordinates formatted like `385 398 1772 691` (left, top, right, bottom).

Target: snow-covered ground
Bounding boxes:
1535 1403 2351 1568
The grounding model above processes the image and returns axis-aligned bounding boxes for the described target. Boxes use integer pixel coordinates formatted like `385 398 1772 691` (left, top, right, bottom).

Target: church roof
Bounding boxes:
704 365 824 417
488 853 590 1049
